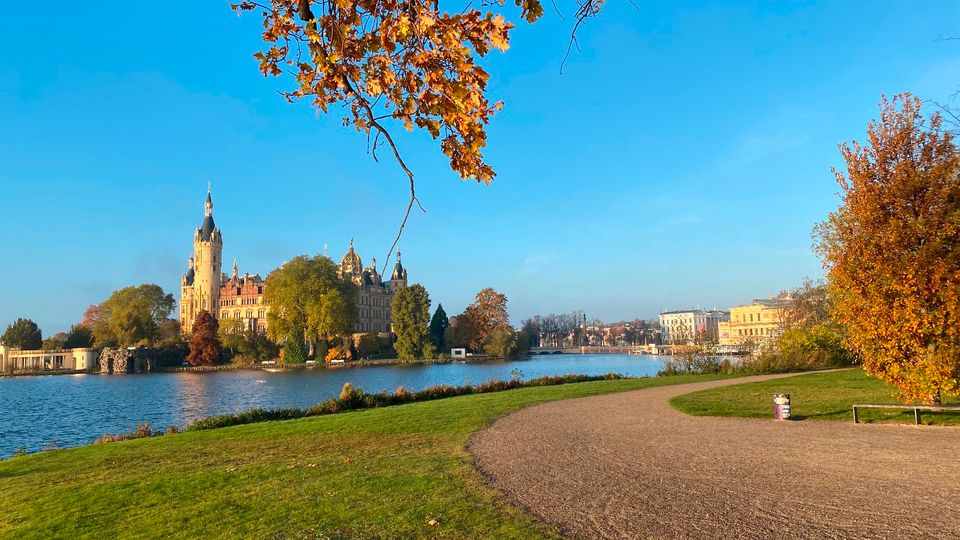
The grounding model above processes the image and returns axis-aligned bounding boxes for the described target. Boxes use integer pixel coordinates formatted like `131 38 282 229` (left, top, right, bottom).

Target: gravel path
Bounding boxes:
469 373 960 539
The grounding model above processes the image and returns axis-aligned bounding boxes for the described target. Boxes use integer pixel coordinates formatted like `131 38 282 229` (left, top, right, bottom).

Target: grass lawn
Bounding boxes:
670 368 960 425
0 373 727 539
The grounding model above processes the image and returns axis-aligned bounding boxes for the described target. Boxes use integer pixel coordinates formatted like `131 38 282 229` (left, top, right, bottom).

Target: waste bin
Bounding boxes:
773 393 791 420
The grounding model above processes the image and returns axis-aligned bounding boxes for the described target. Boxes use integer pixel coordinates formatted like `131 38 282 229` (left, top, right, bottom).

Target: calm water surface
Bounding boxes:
0 353 665 457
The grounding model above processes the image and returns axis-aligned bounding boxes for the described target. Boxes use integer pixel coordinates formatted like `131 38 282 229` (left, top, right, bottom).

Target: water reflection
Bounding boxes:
0 354 664 457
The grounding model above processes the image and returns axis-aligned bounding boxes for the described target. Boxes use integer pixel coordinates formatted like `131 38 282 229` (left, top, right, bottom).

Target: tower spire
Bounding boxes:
232 259 239 280
204 184 214 217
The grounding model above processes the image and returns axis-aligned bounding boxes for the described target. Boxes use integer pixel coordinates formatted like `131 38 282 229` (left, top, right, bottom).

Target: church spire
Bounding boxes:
232 259 239 280
204 183 213 217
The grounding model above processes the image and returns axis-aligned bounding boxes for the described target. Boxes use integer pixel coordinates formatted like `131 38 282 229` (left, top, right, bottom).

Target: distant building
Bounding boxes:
659 309 729 344
719 297 794 346
338 240 408 335
179 188 408 337
0 346 97 373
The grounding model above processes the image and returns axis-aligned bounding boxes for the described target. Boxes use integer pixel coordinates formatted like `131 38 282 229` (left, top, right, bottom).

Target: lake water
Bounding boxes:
0 354 666 457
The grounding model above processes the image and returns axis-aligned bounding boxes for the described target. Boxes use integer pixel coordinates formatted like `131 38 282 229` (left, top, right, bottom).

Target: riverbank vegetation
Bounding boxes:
670 369 960 425
0 373 727 538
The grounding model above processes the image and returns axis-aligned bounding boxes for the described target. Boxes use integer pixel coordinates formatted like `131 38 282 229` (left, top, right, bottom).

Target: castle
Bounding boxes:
179 188 408 337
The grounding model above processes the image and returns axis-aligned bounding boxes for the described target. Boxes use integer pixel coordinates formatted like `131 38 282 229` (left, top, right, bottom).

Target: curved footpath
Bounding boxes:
469 373 960 539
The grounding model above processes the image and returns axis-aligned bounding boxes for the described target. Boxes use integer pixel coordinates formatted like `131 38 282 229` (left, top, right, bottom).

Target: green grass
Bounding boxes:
0 373 728 539
670 369 960 425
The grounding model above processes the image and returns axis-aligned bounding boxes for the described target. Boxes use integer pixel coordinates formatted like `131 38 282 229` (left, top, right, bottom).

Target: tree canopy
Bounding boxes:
391 284 434 360
817 94 960 404
264 255 357 347
465 287 510 350
187 311 222 366
91 284 176 347
429 303 449 351
1 318 42 350
63 324 95 349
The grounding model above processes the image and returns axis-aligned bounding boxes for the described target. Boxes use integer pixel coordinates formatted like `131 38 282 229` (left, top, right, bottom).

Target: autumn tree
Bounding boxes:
91 284 176 347
429 303 449 351
187 311 222 366
816 94 960 404
1 318 42 349
463 287 511 350
232 0 605 264
264 255 357 354
392 284 434 360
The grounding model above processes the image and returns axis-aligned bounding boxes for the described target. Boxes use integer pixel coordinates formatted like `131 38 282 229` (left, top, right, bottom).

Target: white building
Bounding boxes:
659 309 730 344
0 346 97 373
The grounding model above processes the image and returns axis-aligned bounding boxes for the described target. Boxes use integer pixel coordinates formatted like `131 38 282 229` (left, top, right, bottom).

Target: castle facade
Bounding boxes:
179 189 408 337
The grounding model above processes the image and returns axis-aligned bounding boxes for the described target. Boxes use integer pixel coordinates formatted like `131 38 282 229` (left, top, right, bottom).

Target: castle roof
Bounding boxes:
199 215 217 241
341 239 362 272
391 251 406 280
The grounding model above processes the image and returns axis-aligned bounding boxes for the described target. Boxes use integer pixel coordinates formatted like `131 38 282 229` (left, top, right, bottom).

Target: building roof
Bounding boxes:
341 240 362 272
391 251 406 280
199 214 217 241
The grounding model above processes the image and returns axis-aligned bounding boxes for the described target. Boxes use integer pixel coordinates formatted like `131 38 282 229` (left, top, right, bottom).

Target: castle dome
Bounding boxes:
340 239 362 274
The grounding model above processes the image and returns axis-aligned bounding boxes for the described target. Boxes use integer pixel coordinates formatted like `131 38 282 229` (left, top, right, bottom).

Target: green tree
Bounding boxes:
429 304 449 351
391 284 434 361
1 319 42 349
63 324 94 349
187 311 221 366
776 280 853 369
357 333 383 358
283 328 307 364
816 95 960 404
92 284 175 347
264 255 357 351
483 329 519 358
218 318 247 358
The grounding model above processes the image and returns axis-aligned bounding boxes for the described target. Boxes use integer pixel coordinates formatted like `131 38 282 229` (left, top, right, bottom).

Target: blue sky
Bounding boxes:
1 1 959 334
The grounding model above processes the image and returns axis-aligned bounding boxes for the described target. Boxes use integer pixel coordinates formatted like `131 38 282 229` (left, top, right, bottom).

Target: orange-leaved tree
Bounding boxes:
188 310 223 366
816 93 960 404
463 287 511 350
232 0 602 268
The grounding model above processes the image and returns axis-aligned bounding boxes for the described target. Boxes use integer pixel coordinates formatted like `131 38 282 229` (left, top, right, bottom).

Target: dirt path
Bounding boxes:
469 373 960 539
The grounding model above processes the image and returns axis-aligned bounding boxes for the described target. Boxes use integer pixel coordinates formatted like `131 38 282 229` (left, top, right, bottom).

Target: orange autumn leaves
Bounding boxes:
232 0 542 183
818 94 960 404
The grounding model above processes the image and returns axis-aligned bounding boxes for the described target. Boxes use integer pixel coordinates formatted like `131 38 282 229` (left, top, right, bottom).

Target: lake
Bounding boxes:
0 353 666 457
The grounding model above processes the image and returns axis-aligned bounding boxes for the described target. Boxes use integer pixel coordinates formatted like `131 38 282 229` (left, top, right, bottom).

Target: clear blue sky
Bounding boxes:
1 1 958 334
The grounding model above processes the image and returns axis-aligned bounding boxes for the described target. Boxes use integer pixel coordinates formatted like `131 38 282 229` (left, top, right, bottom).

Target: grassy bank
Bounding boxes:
670 369 960 425
0 373 728 539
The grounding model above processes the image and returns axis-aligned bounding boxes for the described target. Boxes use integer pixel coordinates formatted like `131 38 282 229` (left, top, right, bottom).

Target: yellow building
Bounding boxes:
719 297 794 346
0 346 97 373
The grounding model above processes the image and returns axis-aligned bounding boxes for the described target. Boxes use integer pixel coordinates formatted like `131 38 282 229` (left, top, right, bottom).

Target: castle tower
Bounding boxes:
390 250 408 291
180 187 223 333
